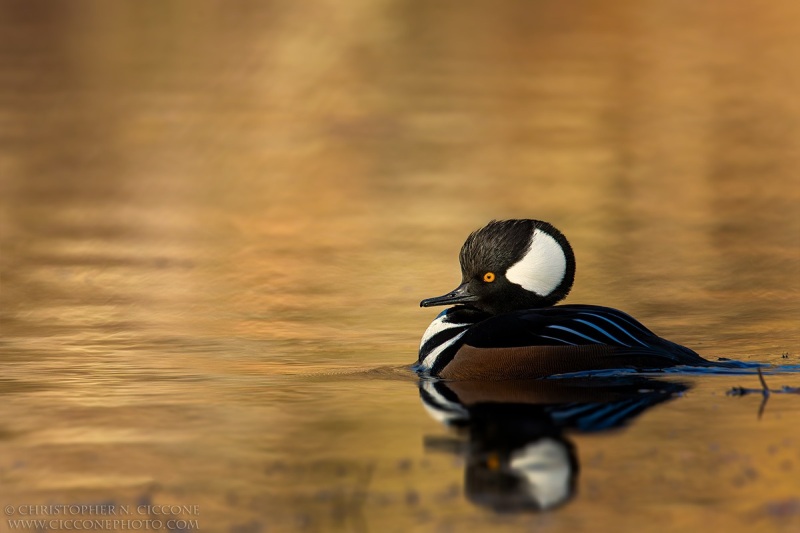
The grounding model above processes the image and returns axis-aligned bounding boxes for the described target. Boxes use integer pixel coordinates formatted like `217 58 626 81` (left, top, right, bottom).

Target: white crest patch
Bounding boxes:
505 228 566 296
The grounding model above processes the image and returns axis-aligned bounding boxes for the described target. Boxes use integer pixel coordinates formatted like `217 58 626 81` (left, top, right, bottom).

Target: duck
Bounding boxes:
416 219 716 380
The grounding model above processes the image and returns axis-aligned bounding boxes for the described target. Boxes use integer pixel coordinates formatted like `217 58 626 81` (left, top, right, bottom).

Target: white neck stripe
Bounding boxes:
419 315 468 350
421 330 467 370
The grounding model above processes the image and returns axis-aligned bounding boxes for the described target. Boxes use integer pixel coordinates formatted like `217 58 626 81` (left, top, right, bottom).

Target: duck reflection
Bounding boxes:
420 377 688 512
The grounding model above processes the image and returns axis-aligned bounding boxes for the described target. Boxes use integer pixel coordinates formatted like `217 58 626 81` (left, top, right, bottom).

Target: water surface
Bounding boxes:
1 2 799 532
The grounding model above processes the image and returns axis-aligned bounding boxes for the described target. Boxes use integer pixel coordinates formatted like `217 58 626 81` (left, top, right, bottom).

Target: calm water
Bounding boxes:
1 2 799 532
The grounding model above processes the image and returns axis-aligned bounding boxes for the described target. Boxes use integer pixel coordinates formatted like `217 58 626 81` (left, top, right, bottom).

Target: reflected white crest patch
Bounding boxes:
510 438 572 510
505 228 567 297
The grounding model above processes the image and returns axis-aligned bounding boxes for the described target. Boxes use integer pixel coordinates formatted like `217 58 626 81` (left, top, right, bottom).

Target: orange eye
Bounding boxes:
483 272 496 283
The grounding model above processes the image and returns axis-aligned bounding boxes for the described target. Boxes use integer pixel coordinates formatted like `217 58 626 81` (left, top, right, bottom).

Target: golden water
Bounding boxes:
1 2 799 532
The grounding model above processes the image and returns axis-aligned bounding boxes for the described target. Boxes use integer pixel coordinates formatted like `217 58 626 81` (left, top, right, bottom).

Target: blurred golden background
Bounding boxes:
0 1 798 532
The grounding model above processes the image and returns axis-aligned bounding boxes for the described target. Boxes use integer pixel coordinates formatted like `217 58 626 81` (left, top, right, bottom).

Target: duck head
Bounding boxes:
420 219 575 315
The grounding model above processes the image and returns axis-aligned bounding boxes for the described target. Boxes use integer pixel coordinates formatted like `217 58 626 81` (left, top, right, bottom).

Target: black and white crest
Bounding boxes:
459 219 575 309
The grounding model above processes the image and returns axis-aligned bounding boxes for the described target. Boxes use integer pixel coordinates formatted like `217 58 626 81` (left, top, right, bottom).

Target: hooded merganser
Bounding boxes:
417 219 715 379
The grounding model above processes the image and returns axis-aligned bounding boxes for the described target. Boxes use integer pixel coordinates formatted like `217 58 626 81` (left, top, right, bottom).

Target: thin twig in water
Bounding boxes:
727 367 800 419
757 368 770 420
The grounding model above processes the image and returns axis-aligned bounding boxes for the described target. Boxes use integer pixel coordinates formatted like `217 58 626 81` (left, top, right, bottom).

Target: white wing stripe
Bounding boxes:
573 319 630 347
545 325 601 344
577 312 650 348
538 334 577 346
